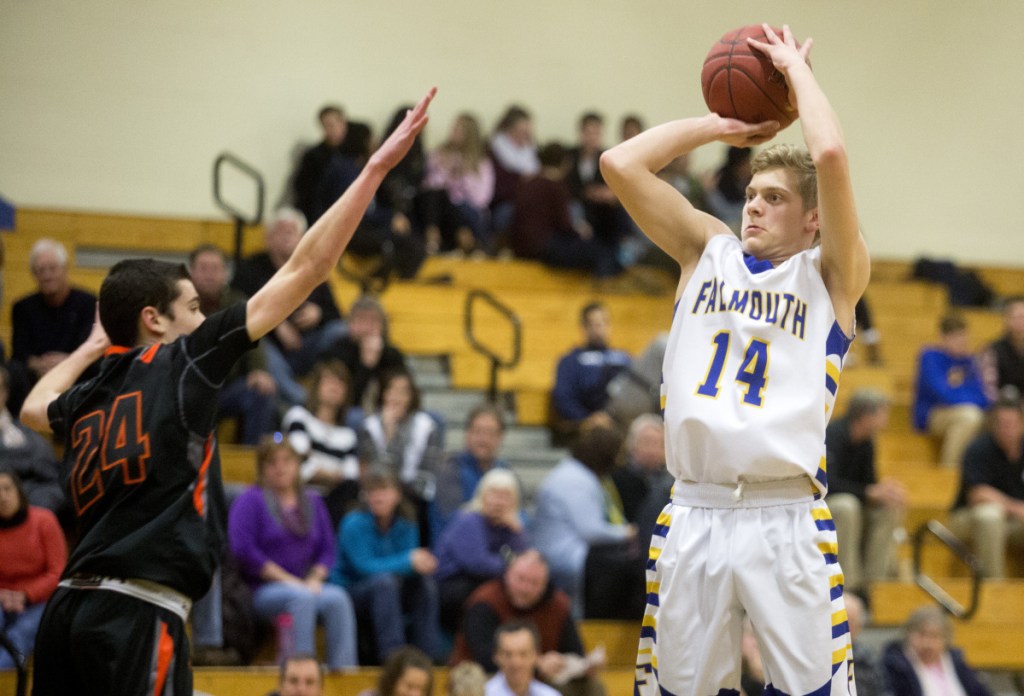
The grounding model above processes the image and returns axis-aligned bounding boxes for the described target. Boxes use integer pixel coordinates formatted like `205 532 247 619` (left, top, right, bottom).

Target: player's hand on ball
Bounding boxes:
716 115 780 147
748 24 812 111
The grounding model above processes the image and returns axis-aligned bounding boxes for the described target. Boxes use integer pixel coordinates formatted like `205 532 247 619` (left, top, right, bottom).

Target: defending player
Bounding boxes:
20 88 435 695
600 26 868 695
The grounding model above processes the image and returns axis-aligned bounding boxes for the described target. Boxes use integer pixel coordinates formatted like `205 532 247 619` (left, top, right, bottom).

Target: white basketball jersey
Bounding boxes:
662 234 851 493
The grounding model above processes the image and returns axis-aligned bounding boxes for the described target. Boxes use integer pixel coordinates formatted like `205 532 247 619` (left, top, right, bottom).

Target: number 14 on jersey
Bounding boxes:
695 330 770 407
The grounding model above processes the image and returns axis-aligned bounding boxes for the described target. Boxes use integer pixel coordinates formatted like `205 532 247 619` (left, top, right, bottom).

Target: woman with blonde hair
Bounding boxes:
433 468 529 632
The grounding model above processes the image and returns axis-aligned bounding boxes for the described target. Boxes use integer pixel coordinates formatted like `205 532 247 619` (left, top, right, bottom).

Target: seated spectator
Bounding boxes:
266 653 324 696
331 468 442 665
448 661 487 696
949 398 1024 578
321 294 406 413
913 313 989 467
550 302 631 444
981 295 1024 401
609 413 671 523
0 467 66 670
0 367 63 514
422 113 495 254
291 103 348 226
435 403 509 529
825 389 907 594
658 153 708 213
451 550 607 696
509 143 602 274
324 123 428 282
358 645 434 696
189 244 278 444
488 105 540 235
844 594 892 696
8 238 96 414
881 606 994 696
228 436 357 670
855 297 883 366
619 114 644 142
705 146 752 233
435 469 529 634
283 360 361 527
531 417 639 618
376 104 427 237
231 207 347 405
486 620 560 696
358 368 443 546
565 112 626 278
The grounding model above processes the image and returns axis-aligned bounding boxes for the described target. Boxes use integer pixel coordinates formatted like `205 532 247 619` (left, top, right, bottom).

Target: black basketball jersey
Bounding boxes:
47 302 255 600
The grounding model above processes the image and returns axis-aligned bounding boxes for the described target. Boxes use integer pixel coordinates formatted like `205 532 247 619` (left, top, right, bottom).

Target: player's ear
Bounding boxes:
139 306 167 339
804 206 820 236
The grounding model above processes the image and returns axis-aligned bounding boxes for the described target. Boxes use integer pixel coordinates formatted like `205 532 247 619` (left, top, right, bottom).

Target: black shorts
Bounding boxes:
32 587 191 696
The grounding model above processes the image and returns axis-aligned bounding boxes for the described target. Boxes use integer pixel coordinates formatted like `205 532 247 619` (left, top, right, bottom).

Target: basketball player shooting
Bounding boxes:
600 25 868 695
19 89 434 696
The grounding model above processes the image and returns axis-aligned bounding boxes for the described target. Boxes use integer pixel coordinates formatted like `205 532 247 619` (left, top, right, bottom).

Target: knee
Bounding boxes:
971 503 1007 532
366 573 401 595
828 494 862 527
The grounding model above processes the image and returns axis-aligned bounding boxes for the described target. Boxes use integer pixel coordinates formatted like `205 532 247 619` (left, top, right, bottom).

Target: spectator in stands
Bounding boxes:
949 398 1024 578
882 606 994 696
705 146 752 233
981 296 1024 401
486 620 561 696
322 294 406 413
609 413 670 524
550 302 632 443
531 417 639 618
913 314 989 467
0 367 62 514
658 153 708 213
489 106 540 235
267 654 324 696
359 645 434 696
448 661 487 696
825 388 907 595
434 468 529 634
0 467 66 670
855 297 884 366
376 104 427 240
435 403 509 529
565 113 626 279
189 244 278 444
358 367 443 546
451 550 607 696
8 238 96 414
228 436 357 670
232 207 347 405
844 594 891 696
331 468 442 665
291 104 348 226
283 360 361 527
619 114 644 142
509 143 602 274
422 113 495 255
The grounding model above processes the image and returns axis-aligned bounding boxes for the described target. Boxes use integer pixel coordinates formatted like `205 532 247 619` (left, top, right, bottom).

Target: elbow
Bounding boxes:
599 149 628 183
812 142 848 171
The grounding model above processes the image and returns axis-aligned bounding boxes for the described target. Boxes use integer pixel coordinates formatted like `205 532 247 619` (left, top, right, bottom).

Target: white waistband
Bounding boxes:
59 576 192 621
672 477 817 508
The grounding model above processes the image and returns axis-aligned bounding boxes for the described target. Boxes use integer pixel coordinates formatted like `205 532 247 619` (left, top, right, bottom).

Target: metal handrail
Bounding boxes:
463 289 522 402
212 152 265 265
912 519 983 620
0 631 27 696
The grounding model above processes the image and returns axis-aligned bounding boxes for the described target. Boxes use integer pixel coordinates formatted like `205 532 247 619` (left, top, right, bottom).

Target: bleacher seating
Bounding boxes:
5 208 1024 688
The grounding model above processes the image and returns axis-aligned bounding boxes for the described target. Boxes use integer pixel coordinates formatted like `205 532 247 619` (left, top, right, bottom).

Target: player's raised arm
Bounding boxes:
750 26 869 331
600 114 777 272
245 88 435 342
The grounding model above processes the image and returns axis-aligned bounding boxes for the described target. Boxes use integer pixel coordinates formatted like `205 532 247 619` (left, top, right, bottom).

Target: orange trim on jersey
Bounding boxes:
152 621 174 696
104 346 132 356
139 344 161 364
193 436 213 517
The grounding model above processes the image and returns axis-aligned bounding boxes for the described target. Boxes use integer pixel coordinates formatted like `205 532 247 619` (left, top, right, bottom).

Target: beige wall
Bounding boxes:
1 1 1021 265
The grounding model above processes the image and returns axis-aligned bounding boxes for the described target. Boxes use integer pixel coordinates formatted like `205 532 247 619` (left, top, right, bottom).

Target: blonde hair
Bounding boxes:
467 468 520 513
751 144 817 211
447 661 487 696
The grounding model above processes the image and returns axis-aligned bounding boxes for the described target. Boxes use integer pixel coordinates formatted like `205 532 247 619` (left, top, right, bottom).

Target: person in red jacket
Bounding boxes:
0 466 66 669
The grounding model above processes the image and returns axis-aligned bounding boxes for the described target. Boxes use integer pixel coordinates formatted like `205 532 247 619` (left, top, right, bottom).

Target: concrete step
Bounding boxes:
421 389 515 426
406 353 451 390
443 424 553 453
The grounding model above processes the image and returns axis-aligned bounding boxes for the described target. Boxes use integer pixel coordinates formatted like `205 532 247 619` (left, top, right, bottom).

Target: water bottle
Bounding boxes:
276 612 294 665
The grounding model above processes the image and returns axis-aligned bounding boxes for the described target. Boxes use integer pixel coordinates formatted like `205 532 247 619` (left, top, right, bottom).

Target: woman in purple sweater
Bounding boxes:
433 468 529 632
228 436 357 669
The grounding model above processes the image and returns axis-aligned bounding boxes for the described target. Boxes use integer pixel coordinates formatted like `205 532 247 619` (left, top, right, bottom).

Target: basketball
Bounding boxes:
701 24 797 129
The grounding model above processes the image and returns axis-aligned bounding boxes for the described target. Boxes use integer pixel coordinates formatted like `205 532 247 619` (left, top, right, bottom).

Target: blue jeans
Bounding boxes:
190 569 223 648
0 603 46 669
264 320 348 405
348 573 442 664
252 581 357 670
218 377 278 445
